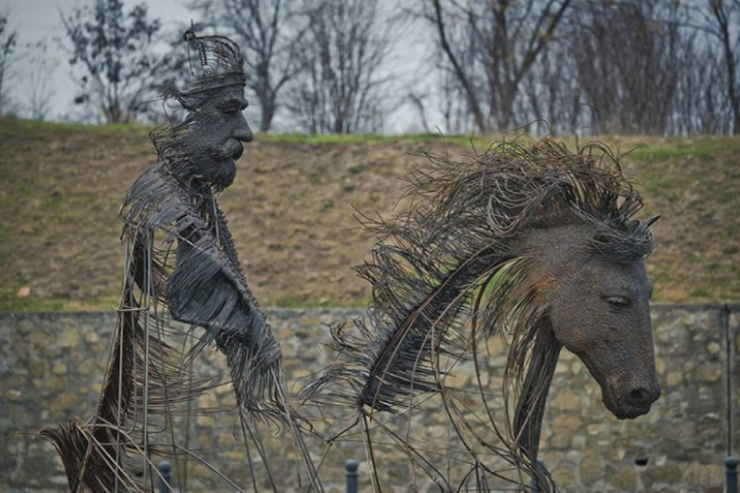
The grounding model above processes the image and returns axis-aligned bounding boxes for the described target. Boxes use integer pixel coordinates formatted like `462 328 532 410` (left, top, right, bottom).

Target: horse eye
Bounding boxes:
605 296 630 309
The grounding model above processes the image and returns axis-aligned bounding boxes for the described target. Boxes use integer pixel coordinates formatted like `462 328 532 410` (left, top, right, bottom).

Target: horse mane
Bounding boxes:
303 137 655 489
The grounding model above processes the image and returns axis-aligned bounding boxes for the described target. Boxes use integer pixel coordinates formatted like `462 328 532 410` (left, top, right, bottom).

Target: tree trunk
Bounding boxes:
712 1 740 133
432 0 488 133
260 97 275 133
720 27 740 132
498 82 516 132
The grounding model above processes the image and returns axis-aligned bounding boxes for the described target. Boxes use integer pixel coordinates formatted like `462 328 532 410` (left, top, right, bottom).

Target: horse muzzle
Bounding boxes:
603 381 661 420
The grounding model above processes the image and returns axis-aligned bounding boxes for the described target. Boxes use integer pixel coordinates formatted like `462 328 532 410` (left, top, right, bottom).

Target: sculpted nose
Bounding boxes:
233 119 253 143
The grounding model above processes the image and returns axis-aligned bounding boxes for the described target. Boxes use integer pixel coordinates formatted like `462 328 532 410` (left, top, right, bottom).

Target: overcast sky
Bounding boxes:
3 0 434 133
4 0 196 121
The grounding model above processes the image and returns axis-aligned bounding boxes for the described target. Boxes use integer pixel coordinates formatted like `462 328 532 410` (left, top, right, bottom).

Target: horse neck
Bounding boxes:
512 318 562 466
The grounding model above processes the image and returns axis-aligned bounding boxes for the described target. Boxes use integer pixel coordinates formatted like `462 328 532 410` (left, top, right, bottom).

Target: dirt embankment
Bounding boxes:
1 119 738 311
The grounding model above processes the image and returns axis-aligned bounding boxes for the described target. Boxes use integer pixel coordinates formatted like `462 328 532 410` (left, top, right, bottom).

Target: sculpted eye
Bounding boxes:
604 296 630 309
219 99 246 114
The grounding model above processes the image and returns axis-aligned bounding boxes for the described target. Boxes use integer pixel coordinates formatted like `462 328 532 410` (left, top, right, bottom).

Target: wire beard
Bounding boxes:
203 158 237 191
158 139 238 192
168 157 237 192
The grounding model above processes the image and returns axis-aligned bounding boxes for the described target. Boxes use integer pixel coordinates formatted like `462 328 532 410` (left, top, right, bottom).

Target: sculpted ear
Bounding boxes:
591 215 660 250
643 215 661 229
634 215 661 236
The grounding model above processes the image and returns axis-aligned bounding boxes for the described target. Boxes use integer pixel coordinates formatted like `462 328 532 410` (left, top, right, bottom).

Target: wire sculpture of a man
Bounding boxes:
39 30 319 492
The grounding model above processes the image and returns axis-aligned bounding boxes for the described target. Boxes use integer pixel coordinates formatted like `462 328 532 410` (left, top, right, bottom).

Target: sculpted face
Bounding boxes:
182 84 253 189
533 224 661 420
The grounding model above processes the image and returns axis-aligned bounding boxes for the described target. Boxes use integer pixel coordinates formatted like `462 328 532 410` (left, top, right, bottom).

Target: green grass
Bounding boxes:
4 117 150 133
0 117 151 141
0 285 68 312
626 138 740 161
0 117 525 149
258 131 504 149
0 224 10 268
5 117 739 153
689 287 711 298
261 132 392 145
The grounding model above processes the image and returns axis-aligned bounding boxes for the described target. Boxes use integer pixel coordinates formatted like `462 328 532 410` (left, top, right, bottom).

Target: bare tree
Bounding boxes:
433 36 479 134
664 22 729 135
517 38 583 135
706 0 740 133
404 0 737 136
0 10 17 115
190 0 304 132
568 0 686 135
286 0 391 134
26 41 60 120
426 0 572 133
406 91 432 133
61 0 162 123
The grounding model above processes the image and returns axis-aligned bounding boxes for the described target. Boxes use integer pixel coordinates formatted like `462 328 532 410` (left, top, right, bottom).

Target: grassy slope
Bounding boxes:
0 118 738 311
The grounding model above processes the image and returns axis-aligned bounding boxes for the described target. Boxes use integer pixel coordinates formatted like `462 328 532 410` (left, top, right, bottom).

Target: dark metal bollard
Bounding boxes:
345 459 359 493
727 456 739 493
158 461 172 493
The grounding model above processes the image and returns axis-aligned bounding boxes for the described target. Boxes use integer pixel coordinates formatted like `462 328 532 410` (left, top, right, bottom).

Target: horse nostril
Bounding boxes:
628 387 651 406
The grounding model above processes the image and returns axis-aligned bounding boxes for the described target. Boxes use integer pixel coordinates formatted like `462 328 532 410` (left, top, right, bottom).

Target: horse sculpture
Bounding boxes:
35 30 661 493
304 139 661 491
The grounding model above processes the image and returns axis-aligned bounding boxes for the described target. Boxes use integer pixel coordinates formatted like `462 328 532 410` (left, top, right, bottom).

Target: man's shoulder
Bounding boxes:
121 161 200 231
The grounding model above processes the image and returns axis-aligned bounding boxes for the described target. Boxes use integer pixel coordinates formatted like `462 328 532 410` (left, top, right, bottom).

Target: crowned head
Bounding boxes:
155 29 253 191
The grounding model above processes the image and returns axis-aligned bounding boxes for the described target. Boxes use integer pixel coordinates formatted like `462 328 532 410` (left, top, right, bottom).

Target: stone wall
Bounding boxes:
1 305 738 492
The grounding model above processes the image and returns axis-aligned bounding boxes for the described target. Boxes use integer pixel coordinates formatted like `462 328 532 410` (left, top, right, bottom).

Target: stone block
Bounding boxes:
578 451 601 486
684 462 722 487
608 465 636 490
550 464 575 485
57 327 80 348
550 389 582 412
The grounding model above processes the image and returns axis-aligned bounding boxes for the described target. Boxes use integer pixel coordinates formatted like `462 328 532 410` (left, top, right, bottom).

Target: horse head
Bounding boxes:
530 216 661 420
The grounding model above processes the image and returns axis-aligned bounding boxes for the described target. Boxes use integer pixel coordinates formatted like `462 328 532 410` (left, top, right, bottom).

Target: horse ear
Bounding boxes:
643 215 661 229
